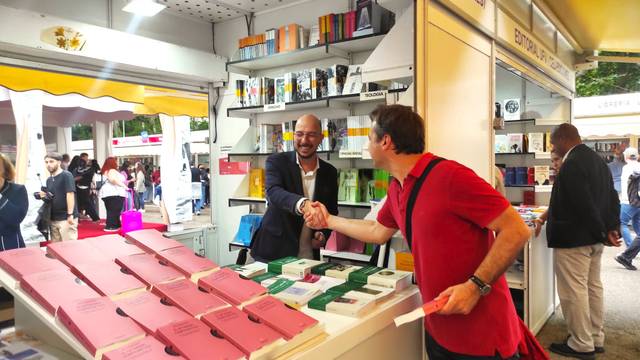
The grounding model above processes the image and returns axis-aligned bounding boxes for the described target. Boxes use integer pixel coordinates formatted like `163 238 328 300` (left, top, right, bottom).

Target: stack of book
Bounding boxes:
237 23 309 61
337 168 388 202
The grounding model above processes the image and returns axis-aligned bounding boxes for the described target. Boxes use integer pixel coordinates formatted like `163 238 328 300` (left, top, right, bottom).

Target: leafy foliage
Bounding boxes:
576 51 640 97
72 116 209 140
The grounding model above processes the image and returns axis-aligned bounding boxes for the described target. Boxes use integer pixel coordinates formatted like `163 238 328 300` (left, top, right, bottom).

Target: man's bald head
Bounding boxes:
550 123 582 157
295 114 322 132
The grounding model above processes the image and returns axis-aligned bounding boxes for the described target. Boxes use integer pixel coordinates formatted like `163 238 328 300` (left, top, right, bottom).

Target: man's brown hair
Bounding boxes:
370 104 425 154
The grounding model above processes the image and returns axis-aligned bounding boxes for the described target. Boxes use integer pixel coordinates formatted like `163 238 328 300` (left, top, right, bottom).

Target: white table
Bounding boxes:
0 266 424 360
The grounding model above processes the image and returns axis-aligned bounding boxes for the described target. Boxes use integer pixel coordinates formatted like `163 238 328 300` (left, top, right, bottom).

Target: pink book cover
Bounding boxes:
156 247 218 277
47 240 110 267
115 254 184 286
20 268 99 315
201 306 283 356
156 318 245 360
71 261 147 297
124 229 184 254
0 247 67 281
152 279 228 317
197 268 266 306
243 295 318 340
57 297 145 356
84 235 145 260
115 291 192 334
103 336 186 360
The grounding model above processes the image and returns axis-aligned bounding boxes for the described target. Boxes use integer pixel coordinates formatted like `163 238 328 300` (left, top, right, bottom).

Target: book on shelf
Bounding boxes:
338 169 359 202
152 278 229 318
258 123 282 153
197 268 267 306
0 247 67 282
115 253 184 286
20 269 100 315
56 297 146 359
156 318 245 360
245 77 262 107
528 132 545 153
262 77 275 105
156 246 219 281
354 0 396 37
373 169 390 200
507 133 524 153
201 307 285 358
235 79 246 107
281 121 296 152
523 190 535 205
503 98 521 121
342 64 364 95
265 28 279 56
124 229 184 254
278 23 300 53
71 260 147 299
309 24 320 47
248 168 265 198
504 167 515 186
545 131 551 152
318 118 334 152
296 69 313 101
358 169 374 203
83 234 145 260
311 68 326 99
326 64 348 96
102 336 186 360
242 295 321 341
114 291 192 335
284 72 298 103
275 77 286 104
298 26 309 49
495 134 509 153
534 166 551 185
515 167 528 186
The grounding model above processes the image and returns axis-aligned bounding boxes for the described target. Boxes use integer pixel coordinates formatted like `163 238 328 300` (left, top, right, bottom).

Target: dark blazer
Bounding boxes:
0 181 28 250
547 144 620 248
250 152 339 262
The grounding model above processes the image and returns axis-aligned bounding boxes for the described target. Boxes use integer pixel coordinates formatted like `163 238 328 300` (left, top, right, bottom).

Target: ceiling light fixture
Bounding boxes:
122 0 166 17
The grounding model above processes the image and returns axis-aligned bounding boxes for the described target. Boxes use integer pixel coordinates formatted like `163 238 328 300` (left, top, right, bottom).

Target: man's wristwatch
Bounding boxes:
469 275 492 296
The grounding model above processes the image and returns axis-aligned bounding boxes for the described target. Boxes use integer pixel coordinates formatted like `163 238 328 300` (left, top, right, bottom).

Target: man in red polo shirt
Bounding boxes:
305 105 532 359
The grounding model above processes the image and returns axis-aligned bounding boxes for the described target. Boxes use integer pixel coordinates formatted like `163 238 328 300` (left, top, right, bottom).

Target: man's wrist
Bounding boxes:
296 198 309 216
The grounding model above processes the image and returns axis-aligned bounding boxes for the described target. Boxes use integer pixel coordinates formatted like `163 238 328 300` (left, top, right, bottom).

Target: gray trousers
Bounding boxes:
554 244 605 352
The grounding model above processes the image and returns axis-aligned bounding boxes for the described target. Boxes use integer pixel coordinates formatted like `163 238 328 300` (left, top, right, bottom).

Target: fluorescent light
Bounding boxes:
123 0 166 17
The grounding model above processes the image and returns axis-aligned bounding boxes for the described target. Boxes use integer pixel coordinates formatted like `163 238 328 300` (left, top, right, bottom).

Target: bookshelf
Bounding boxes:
227 88 408 119
226 33 388 73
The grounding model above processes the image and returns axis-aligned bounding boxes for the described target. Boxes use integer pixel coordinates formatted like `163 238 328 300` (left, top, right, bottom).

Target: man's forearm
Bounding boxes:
66 192 75 215
328 216 390 245
474 226 530 285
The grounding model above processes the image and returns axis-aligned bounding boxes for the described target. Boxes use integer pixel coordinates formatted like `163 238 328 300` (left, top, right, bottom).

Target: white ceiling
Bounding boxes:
161 0 302 23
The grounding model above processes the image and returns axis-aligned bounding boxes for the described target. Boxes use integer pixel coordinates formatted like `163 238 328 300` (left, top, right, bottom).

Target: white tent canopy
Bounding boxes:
573 114 640 137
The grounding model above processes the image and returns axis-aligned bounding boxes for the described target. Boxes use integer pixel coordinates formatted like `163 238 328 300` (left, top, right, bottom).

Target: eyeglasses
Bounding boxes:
294 131 320 139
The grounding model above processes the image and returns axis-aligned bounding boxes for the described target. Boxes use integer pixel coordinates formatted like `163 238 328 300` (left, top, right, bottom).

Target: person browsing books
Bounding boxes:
304 105 533 360
250 114 338 262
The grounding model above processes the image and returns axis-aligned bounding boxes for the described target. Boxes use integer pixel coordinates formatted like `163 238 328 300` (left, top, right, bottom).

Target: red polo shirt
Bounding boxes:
377 153 520 357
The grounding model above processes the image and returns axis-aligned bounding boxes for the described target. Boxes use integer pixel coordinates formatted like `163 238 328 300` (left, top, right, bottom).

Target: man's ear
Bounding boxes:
381 134 393 150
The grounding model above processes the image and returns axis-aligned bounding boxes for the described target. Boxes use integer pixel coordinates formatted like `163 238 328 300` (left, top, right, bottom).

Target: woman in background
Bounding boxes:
134 162 146 212
100 157 127 232
0 153 28 249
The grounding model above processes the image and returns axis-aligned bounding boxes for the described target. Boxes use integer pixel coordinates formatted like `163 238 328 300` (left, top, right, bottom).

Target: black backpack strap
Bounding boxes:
405 157 445 250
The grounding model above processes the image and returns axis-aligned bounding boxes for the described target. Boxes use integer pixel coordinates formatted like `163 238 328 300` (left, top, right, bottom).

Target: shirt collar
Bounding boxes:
408 153 436 179
562 144 579 162
296 154 320 174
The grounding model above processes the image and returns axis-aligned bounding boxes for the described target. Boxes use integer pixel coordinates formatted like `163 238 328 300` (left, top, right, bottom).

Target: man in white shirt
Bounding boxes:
615 147 640 270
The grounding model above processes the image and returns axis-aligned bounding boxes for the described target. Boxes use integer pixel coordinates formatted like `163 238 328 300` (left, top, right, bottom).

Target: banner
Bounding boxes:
159 114 193 223
11 90 47 244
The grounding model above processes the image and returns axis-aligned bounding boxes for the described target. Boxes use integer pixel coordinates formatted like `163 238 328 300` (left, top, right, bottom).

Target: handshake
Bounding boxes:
302 201 331 230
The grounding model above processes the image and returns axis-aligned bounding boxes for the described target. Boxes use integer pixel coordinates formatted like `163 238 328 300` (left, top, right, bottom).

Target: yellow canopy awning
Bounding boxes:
540 0 640 52
0 64 208 118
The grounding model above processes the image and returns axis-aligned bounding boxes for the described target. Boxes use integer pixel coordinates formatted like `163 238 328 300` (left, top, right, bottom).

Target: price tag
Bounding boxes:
360 90 388 102
263 103 286 112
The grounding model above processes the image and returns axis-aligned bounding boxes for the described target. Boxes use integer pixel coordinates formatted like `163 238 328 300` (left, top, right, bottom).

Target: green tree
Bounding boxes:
576 51 640 97
72 124 93 141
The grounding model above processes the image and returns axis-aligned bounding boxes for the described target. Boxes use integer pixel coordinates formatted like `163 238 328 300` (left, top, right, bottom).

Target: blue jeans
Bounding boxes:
196 183 206 211
620 204 640 247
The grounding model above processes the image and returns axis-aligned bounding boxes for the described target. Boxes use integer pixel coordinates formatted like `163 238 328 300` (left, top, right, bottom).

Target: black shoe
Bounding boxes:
614 255 637 271
595 346 604 354
549 343 595 360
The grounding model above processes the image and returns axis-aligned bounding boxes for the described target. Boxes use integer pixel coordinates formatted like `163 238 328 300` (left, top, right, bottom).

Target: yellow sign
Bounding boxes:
497 9 574 89
438 0 496 35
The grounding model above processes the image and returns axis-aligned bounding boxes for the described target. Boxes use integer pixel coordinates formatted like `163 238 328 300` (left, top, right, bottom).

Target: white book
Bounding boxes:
507 133 524 153
342 64 364 95
282 259 324 278
367 269 412 291
226 262 268 279
326 294 376 317
534 166 550 185
503 98 521 121
528 132 545 153
284 72 297 103
273 281 322 307
495 135 509 153
307 276 345 292
346 284 394 303
309 24 320 47
325 264 362 280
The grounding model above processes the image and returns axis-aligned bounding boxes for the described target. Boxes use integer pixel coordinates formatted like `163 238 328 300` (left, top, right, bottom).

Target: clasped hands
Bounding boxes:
302 201 330 230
